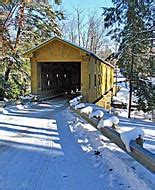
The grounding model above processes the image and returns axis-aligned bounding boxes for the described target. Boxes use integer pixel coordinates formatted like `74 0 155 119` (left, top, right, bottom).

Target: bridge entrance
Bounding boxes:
40 62 81 95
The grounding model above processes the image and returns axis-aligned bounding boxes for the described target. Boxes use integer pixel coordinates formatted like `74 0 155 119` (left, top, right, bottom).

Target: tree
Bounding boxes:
61 9 112 57
102 0 153 117
1 1 63 99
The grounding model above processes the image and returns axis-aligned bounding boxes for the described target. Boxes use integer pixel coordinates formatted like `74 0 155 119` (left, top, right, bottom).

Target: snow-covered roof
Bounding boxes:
24 36 114 68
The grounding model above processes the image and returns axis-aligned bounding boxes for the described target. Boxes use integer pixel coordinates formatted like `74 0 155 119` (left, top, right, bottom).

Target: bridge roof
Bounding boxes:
24 36 114 68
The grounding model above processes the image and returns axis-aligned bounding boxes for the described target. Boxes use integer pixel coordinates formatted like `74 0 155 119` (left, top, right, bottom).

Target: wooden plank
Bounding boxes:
70 106 155 174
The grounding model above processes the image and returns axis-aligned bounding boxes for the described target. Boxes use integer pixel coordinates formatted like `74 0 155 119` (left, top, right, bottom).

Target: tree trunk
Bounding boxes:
128 79 132 118
4 2 25 82
128 50 134 118
4 61 13 81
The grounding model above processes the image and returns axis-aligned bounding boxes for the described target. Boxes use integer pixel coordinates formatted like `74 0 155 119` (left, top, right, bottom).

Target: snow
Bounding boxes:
69 100 79 106
69 95 82 103
97 118 104 129
111 116 119 124
97 116 119 129
4 97 9 102
67 109 155 190
74 103 85 109
76 95 83 101
0 98 154 189
80 106 93 115
116 77 127 83
120 127 145 152
89 110 104 119
152 77 155 85
113 79 152 120
19 94 38 102
113 87 129 104
69 95 82 106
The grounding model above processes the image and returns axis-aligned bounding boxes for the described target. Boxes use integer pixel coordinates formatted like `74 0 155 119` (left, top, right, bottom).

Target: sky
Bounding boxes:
61 0 113 14
49 0 113 16
49 0 115 50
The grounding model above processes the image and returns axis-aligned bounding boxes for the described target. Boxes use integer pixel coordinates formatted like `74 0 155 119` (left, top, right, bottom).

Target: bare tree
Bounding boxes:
61 9 112 58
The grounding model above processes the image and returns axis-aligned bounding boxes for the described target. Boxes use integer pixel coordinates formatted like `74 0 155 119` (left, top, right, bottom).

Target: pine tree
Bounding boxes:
1 1 63 99
102 0 153 117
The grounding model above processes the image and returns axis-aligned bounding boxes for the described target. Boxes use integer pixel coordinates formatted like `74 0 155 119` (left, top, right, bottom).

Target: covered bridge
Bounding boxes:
25 37 114 109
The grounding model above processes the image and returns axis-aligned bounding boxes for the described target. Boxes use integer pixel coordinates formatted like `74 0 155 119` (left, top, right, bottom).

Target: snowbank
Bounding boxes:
97 116 119 129
120 127 145 152
89 110 104 119
80 106 93 115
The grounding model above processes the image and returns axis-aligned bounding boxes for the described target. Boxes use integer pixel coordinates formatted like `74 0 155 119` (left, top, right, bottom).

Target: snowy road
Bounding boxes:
0 98 154 190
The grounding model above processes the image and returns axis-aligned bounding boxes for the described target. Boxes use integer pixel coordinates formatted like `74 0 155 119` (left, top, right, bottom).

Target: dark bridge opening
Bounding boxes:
40 62 81 95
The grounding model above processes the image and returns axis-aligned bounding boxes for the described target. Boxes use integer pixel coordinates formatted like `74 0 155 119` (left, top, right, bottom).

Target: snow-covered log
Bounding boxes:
120 128 144 152
89 110 104 119
80 106 93 115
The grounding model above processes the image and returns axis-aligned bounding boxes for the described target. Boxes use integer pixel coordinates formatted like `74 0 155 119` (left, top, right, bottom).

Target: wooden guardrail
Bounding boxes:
70 106 155 174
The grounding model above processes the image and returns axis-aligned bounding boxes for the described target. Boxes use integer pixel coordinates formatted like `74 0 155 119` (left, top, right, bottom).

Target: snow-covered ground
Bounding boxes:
0 98 155 190
113 76 153 121
74 102 155 154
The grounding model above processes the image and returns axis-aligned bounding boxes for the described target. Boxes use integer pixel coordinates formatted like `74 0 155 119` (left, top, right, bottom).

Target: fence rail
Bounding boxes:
70 106 155 174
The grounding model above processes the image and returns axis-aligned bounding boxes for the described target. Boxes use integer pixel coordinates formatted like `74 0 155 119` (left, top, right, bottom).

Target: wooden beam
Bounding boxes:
70 106 155 174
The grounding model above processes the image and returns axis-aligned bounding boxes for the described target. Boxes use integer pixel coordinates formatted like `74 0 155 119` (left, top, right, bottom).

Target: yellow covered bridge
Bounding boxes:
25 37 114 109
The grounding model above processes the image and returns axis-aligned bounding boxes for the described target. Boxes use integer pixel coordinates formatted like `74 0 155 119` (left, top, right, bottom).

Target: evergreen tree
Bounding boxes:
1 1 63 99
102 0 153 116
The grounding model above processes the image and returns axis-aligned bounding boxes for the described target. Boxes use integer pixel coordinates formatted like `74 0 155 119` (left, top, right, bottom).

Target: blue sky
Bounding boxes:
60 0 113 14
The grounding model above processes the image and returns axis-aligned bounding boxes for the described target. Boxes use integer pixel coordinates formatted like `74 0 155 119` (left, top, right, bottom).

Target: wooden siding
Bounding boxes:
31 57 38 94
34 40 82 62
87 56 114 108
